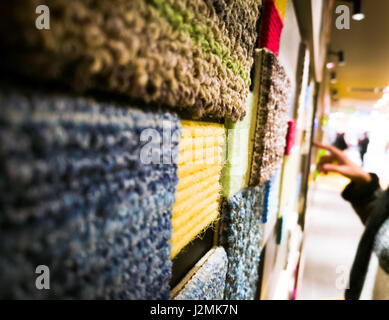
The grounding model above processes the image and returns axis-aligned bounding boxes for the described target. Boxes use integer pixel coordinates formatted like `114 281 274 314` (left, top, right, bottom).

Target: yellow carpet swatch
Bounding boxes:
171 121 225 258
274 0 288 21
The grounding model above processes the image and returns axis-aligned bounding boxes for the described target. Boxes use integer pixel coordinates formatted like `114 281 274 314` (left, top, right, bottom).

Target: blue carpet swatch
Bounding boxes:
220 186 266 300
174 247 228 300
0 88 180 299
263 169 281 223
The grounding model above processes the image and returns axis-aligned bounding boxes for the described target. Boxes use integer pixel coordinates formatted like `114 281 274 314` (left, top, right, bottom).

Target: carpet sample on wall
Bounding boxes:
220 186 266 300
221 93 254 199
0 88 180 299
259 0 284 56
285 119 297 156
249 48 291 186
274 0 288 21
278 146 301 216
263 169 282 223
172 247 227 300
295 45 310 136
171 120 225 258
0 0 262 122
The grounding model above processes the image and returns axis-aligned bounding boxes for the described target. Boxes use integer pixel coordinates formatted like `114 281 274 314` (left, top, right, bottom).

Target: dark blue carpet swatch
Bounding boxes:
0 89 181 299
220 186 266 300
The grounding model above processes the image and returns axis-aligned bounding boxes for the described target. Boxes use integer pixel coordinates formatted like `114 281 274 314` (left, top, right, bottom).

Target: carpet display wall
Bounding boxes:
259 0 284 56
0 0 262 122
171 120 225 258
172 247 227 300
0 88 181 299
220 186 266 300
249 48 291 186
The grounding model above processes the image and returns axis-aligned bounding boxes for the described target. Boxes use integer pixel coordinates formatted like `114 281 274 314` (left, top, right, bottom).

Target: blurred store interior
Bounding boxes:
297 0 389 300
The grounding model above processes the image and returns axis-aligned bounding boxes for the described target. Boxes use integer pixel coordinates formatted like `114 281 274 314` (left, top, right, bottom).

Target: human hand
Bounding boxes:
313 141 372 186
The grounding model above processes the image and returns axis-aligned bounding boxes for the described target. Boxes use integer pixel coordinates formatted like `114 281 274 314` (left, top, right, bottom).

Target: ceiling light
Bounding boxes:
352 0 365 21
352 13 365 21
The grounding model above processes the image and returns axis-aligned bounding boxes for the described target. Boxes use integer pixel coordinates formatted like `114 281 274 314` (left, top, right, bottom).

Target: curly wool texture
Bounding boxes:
1 0 261 121
220 186 266 300
173 247 227 300
0 89 180 299
171 120 225 258
374 218 389 274
249 49 291 186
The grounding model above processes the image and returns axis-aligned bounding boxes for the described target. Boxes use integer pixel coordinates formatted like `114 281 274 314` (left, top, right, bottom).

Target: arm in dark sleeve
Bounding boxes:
341 173 383 225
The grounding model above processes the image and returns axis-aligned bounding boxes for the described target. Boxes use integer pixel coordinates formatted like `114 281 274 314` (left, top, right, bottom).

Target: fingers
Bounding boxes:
317 155 333 172
313 141 347 162
321 163 347 176
318 155 335 165
314 141 340 155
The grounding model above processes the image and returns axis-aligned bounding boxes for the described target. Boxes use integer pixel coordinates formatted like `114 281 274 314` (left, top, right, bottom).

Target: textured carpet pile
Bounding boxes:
172 247 228 300
220 186 266 300
171 120 225 258
0 88 180 299
0 0 262 121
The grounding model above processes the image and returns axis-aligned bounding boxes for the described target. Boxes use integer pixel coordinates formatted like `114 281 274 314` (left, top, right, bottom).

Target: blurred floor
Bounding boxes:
297 173 371 300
